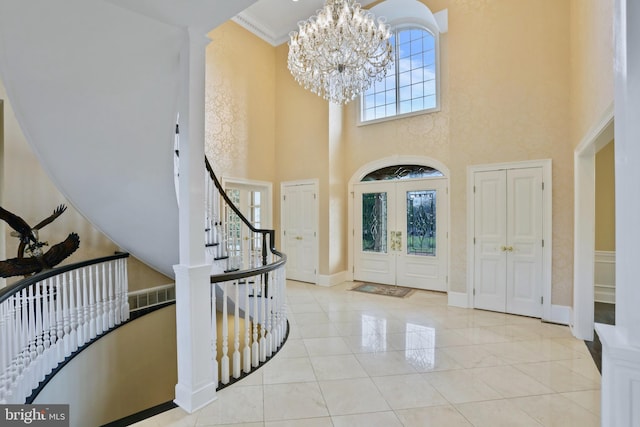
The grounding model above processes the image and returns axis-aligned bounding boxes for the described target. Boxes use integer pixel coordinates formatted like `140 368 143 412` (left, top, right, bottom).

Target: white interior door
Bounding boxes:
282 182 318 283
474 167 543 317
354 179 448 291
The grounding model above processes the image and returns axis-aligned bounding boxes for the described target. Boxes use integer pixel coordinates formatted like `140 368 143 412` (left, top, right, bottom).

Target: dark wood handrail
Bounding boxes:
0 252 130 304
205 156 286 265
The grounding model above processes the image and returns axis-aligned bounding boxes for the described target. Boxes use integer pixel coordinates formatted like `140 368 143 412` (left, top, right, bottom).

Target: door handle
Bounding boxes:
296 236 303 240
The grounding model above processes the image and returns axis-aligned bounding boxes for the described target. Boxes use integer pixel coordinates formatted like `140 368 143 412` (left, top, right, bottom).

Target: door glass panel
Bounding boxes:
362 192 388 253
406 190 436 256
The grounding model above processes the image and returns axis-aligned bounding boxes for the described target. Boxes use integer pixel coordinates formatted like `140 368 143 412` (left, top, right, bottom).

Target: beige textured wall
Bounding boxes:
595 140 615 251
205 22 277 183
342 0 574 303
274 44 332 273
0 81 171 290
570 0 614 146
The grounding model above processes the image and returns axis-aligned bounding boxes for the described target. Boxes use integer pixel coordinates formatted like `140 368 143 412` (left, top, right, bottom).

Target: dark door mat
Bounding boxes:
351 282 414 298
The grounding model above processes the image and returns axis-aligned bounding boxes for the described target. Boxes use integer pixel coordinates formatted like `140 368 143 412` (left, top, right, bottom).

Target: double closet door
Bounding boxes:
354 179 448 291
473 167 543 317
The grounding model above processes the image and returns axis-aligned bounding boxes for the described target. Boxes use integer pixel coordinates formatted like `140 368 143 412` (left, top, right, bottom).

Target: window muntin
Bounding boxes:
361 27 438 123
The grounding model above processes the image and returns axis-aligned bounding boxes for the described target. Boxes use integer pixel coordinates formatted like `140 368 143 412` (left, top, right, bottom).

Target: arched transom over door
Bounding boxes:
353 165 448 292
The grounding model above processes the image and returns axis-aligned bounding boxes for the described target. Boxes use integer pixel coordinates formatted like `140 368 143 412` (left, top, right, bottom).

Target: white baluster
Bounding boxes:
81 268 90 346
34 283 44 385
108 262 115 328
89 265 99 338
62 274 72 358
55 276 65 365
41 280 51 378
47 278 58 376
259 276 266 362
233 281 241 379
16 289 28 401
210 283 218 386
265 274 273 358
220 282 229 385
75 269 84 347
251 279 259 368
121 258 130 322
101 264 109 332
68 272 78 354
113 261 121 325
243 277 251 374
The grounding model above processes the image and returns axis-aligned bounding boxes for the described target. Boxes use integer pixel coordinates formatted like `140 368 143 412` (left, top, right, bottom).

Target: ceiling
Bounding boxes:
233 0 378 46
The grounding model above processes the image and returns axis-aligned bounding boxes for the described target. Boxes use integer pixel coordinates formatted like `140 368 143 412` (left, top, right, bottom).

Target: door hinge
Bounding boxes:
473 185 476 193
447 231 449 238
446 187 449 195
352 266 355 273
542 182 545 191
473 288 476 296
314 231 317 237
352 229 355 236
446 275 448 283
474 237 476 244
284 230 286 236
283 195 286 201
542 239 544 247
314 193 317 199
314 269 317 274
541 296 544 304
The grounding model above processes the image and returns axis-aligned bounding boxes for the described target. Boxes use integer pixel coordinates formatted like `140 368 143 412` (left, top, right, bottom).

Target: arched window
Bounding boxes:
361 164 443 181
359 0 447 124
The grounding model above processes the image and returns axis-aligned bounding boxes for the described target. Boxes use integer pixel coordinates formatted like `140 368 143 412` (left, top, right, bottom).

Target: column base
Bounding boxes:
596 323 640 427
174 382 217 414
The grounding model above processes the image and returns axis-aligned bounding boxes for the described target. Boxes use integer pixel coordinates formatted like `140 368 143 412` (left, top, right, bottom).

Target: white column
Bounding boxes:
596 1 640 426
173 26 217 414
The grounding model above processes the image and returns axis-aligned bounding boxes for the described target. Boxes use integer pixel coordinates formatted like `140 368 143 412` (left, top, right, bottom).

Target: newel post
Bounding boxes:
173 26 217 413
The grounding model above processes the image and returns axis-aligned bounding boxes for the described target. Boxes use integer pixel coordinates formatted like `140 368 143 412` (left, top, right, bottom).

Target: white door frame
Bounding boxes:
573 104 614 340
467 159 552 320
348 155 451 290
221 176 273 228
280 179 319 284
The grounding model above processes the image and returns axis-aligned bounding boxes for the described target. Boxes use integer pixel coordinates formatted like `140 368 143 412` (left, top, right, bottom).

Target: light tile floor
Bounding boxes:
135 281 601 427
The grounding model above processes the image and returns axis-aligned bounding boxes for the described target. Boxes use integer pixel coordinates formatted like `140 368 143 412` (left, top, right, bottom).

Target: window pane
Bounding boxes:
411 39 422 55
411 82 424 98
361 27 438 122
362 193 387 253
399 85 411 101
385 89 396 104
399 71 411 88
406 190 436 256
398 30 411 45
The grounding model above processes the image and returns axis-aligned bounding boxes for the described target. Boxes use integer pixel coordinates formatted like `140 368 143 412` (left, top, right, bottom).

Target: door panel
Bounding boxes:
474 170 507 312
354 184 395 285
282 183 318 283
506 168 543 317
396 179 448 291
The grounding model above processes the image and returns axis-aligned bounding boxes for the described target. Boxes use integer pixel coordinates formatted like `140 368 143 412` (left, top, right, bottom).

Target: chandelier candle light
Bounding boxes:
287 0 394 105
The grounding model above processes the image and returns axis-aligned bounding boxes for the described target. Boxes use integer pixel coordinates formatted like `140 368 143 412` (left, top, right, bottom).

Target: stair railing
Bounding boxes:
204 156 287 386
0 253 130 404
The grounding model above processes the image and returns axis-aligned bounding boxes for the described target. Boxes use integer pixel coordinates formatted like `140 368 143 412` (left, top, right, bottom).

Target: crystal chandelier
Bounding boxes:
287 0 394 105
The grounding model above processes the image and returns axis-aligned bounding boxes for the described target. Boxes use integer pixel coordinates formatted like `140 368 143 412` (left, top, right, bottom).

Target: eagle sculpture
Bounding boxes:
0 205 80 278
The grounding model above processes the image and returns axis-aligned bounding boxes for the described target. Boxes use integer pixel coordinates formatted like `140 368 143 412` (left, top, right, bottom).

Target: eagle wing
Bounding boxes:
33 204 67 230
0 206 33 239
0 257 42 278
42 232 80 268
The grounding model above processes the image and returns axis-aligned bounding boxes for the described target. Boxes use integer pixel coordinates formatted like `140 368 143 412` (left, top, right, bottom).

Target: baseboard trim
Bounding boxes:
448 291 469 308
548 304 571 325
317 271 348 287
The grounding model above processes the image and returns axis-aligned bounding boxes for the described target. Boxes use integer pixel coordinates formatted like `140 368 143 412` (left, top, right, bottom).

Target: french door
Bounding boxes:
353 179 448 291
473 167 543 317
